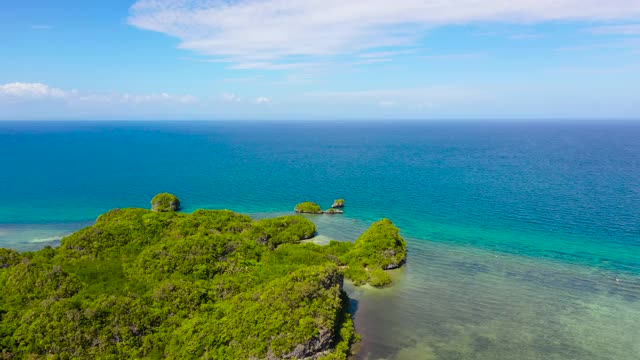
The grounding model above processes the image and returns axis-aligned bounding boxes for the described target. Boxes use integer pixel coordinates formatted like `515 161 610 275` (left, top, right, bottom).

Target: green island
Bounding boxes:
150 193 181 212
295 201 345 215
294 201 324 214
0 194 406 359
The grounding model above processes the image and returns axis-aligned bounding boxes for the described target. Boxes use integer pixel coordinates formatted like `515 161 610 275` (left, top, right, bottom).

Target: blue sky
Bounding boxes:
1 0 639 120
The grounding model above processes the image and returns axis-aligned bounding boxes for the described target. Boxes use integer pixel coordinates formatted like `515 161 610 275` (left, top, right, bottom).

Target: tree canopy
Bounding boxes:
150 192 181 212
0 200 405 359
294 202 323 214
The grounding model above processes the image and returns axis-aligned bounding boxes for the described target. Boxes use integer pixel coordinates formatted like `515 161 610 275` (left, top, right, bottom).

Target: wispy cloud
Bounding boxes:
120 93 197 104
0 82 197 105
255 96 271 105
129 0 640 68
228 62 325 71
31 25 52 30
358 49 418 59
221 93 240 102
0 82 65 98
589 24 640 35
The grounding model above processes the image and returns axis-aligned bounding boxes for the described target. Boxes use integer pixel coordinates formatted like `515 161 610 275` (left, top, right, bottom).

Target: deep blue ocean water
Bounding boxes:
1 121 639 359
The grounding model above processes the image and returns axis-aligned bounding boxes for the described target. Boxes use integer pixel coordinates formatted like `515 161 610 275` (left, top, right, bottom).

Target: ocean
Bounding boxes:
1 120 639 359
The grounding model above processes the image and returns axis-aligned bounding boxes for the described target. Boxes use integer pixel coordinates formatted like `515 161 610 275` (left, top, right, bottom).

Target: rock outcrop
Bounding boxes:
277 266 345 360
150 193 181 212
331 199 345 208
324 208 344 214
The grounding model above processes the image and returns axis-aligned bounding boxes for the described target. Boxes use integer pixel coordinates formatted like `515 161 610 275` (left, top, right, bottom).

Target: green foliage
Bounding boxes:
0 248 20 268
164 265 343 359
294 201 323 214
332 199 345 207
0 259 83 307
0 206 360 359
342 219 407 287
58 208 183 260
12 294 149 358
127 233 236 282
320 293 358 360
350 218 406 270
368 268 392 287
0 210 407 359
250 215 316 248
343 266 368 286
177 209 252 235
150 192 181 212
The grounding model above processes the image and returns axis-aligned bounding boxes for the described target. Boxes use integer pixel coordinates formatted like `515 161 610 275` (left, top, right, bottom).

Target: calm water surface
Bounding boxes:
1 121 639 359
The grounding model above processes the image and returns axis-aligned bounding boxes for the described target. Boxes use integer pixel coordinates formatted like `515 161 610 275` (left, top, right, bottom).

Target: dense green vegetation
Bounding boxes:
150 192 180 212
250 215 317 249
331 199 345 208
340 219 407 286
0 249 20 268
0 200 405 359
294 201 323 214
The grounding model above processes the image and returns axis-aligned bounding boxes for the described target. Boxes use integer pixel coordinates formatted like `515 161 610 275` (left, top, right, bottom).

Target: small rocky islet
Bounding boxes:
0 193 406 359
295 199 346 214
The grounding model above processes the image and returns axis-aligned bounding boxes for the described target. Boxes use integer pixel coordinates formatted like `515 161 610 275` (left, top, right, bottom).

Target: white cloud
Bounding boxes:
120 92 197 104
255 96 271 104
221 93 240 102
0 82 66 99
590 24 640 35
129 0 640 67
0 82 197 105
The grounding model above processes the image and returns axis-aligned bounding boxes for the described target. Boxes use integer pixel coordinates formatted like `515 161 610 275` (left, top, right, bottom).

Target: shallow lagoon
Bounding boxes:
306 214 640 360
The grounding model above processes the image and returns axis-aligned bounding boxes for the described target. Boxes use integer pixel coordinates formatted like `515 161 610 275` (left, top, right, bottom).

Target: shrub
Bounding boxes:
0 249 20 268
368 268 392 287
150 193 181 212
294 201 323 214
250 215 316 248
350 218 406 270
342 219 407 287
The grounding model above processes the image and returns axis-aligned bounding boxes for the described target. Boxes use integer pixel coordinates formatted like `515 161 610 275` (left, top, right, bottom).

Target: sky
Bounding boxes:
1 0 639 120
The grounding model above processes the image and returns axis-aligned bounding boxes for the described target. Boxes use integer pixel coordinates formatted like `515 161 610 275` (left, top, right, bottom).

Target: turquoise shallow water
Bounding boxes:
1 121 639 359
